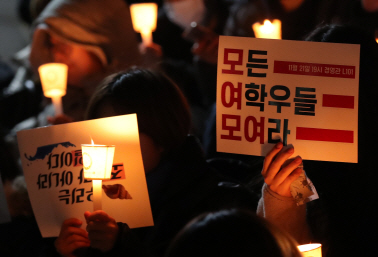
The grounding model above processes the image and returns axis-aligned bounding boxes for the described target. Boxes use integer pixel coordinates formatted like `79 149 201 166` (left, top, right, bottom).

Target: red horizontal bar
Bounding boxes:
296 127 354 143
322 94 354 109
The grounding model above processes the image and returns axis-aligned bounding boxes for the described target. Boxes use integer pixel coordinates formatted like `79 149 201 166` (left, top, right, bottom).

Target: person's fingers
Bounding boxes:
270 156 302 187
62 226 89 238
86 210 114 223
61 218 83 232
87 228 116 242
274 167 303 197
262 142 283 176
55 237 90 257
56 218 90 257
68 240 91 249
59 221 89 242
62 218 83 226
84 211 92 223
264 146 295 184
64 233 90 245
84 211 119 253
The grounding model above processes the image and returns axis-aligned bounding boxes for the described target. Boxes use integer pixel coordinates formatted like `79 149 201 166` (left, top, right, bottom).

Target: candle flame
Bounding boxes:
91 138 94 145
261 20 274 34
252 19 281 39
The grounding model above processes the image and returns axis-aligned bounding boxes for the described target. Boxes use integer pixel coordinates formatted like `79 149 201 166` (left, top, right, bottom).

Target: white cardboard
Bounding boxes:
217 36 360 163
17 114 154 237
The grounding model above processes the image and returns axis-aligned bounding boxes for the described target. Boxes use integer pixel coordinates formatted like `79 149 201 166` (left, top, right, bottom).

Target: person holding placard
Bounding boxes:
45 68 311 257
48 68 254 257
256 142 312 244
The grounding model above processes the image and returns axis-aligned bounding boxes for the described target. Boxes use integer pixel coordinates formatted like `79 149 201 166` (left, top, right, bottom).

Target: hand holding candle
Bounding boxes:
252 19 281 39
82 140 115 211
130 3 158 46
38 63 68 116
54 218 90 256
84 210 119 252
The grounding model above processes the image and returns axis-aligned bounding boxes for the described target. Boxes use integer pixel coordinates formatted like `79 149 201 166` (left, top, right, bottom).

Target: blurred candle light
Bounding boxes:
38 63 68 116
252 19 281 39
82 140 115 211
298 243 322 257
130 3 158 46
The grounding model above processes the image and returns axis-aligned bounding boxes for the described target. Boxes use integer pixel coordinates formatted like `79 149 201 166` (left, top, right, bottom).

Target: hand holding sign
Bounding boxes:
84 210 119 252
261 142 303 197
55 218 90 257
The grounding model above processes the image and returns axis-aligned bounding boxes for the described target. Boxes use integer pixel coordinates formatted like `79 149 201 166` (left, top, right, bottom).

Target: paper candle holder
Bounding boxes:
298 243 322 257
130 3 158 45
252 19 282 39
38 63 68 98
38 63 68 115
82 144 115 179
82 144 115 211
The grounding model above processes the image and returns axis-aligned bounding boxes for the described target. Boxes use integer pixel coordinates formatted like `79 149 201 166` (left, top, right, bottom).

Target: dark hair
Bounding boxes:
303 24 378 255
166 209 302 257
305 23 378 47
86 68 191 153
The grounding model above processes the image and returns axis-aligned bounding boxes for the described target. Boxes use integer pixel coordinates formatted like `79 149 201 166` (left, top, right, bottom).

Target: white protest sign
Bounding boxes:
17 114 153 237
217 36 359 163
0 178 11 224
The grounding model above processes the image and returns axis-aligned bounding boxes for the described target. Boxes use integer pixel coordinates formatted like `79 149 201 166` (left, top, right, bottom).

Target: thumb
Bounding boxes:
84 211 92 223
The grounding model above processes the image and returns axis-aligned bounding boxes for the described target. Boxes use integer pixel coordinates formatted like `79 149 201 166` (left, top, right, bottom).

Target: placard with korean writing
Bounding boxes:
17 114 153 237
217 36 359 163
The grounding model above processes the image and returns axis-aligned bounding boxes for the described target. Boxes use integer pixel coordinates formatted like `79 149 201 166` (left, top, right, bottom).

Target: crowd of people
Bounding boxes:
1 0 378 256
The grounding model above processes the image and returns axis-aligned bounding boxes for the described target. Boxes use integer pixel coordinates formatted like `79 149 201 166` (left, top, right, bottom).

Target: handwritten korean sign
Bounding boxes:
217 36 360 163
17 114 153 237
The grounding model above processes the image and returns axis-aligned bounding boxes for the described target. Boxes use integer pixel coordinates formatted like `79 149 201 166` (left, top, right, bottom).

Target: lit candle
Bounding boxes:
298 243 322 257
252 19 282 39
130 3 158 46
38 63 68 116
82 140 115 211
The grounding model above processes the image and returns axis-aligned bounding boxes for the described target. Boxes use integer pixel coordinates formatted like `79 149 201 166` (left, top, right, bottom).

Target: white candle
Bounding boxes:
92 179 103 211
38 63 67 116
82 142 115 211
298 243 322 257
140 29 153 46
252 19 282 39
130 3 158 46
51 96 63 116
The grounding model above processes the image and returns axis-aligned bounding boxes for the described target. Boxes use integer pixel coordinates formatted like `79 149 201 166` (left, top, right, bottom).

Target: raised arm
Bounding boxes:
257 142 312 244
